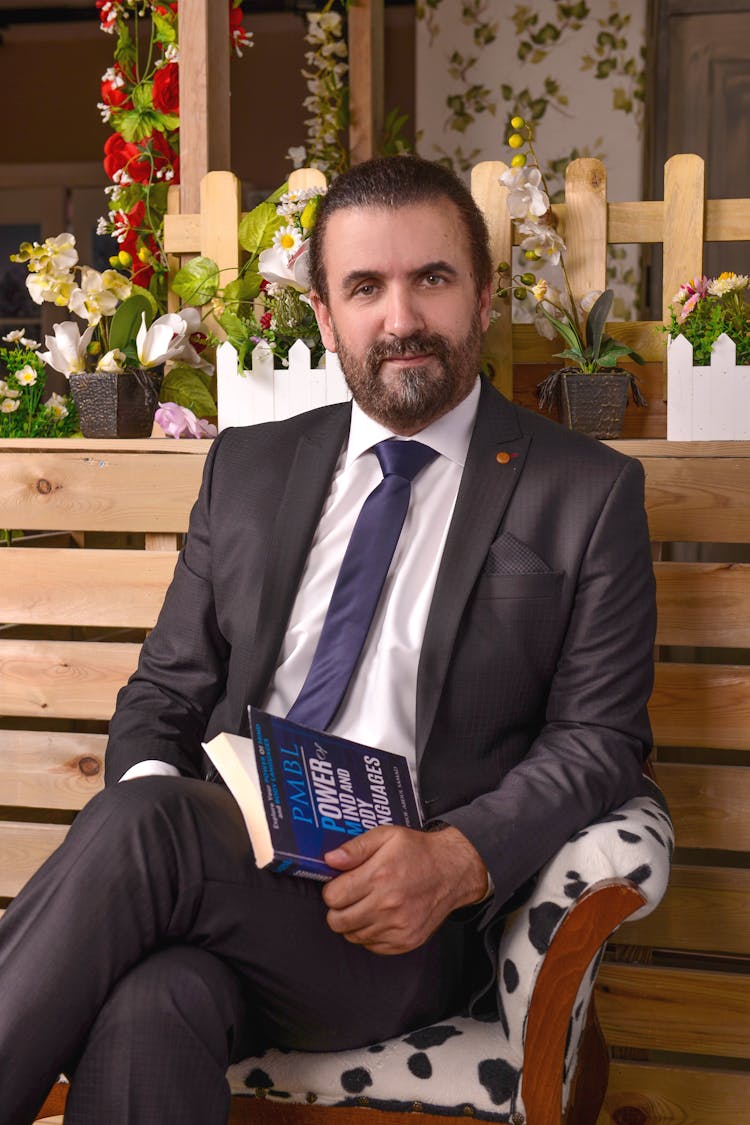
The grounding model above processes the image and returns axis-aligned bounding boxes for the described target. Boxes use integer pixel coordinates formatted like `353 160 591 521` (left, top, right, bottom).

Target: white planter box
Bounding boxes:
667 333 750 440
216 339 350 431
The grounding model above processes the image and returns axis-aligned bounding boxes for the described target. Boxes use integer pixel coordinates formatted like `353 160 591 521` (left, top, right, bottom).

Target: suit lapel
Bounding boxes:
416 380 532 760
241 406 351 715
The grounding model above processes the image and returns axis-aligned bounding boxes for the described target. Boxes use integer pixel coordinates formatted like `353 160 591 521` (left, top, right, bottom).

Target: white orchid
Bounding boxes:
68 267 121 327
498 166 549 221
39 321 95 377
136 312 189 368
12 232 78 275
26 269 76 307
258 242 311 292
100 269 133 301
96 348 127 373
518 220 567 267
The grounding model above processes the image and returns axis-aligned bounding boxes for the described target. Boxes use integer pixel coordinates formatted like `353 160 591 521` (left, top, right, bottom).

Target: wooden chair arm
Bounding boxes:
522 879 647 1125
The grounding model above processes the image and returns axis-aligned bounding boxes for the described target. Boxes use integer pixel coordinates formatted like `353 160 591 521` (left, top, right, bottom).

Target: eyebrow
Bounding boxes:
340 260 460 291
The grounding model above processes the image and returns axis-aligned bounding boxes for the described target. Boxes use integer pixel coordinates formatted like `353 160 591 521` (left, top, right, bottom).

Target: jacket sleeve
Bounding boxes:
439 457 657 912
104 433 231 785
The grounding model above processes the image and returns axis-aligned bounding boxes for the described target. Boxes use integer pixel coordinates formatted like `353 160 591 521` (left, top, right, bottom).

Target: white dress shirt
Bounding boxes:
121 378 480 792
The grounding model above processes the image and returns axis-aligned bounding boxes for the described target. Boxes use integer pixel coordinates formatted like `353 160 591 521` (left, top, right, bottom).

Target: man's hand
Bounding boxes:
321 824 489 955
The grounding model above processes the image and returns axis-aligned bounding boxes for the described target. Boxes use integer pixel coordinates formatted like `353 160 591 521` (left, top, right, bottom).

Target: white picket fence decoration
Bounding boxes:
667 333 750 440
216 339 350 431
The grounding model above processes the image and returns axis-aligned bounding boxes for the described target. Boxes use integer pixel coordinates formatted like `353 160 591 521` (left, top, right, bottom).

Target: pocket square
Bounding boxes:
482 531 551 576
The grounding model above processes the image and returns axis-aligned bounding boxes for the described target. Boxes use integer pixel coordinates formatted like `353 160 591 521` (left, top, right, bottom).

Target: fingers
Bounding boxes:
323 824 396 870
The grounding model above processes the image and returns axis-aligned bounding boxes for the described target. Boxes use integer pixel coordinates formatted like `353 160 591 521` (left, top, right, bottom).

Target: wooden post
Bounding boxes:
471 161 513 398
565 159 608 300
348 0 384 164
178 0 231 215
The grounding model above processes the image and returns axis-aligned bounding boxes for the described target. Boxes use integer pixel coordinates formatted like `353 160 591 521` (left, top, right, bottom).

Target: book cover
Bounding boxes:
202 706 422 880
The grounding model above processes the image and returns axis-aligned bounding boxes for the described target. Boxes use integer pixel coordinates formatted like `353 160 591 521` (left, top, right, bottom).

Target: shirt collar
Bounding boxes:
345 376 481 471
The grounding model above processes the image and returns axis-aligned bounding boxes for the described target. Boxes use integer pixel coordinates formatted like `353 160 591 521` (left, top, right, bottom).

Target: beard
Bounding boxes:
332 310 484 432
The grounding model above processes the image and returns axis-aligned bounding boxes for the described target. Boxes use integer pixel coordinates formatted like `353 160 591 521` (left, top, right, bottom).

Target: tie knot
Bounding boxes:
373 438 438 482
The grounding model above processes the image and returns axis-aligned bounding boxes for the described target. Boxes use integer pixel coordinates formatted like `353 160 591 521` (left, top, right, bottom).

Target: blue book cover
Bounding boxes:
202 706 421 880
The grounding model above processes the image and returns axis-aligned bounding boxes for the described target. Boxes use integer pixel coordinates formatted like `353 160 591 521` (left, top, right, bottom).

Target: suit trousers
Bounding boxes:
0 776 474 1125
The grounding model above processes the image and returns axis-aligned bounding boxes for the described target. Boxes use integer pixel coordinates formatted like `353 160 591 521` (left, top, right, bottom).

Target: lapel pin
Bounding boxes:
496 451 518 464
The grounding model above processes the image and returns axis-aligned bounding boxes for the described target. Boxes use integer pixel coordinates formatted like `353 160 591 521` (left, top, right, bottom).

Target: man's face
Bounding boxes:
310 201 491 435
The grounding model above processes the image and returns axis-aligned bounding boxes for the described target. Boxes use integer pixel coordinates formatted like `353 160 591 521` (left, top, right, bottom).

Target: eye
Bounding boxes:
352 281 377 298
423 272 445 287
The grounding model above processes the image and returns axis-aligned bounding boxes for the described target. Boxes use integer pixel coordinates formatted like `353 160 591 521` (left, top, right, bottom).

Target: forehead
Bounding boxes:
320 200 474 283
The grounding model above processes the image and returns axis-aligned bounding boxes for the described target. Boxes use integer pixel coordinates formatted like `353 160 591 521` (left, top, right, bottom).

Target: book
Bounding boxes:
202 706 422 880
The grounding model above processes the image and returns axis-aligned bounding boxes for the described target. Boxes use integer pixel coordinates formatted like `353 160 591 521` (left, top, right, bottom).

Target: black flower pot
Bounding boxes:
558 371 630 439
69 369 162 438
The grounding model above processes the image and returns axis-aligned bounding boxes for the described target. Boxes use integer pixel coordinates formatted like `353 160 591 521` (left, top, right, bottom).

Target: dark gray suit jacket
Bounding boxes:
106 378 655 920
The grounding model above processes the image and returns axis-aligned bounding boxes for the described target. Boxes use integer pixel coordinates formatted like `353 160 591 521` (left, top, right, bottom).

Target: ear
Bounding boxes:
478 281 492 334
309 292 337 353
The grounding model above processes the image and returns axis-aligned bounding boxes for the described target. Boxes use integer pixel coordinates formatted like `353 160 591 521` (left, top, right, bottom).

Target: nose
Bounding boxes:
383 284 424 338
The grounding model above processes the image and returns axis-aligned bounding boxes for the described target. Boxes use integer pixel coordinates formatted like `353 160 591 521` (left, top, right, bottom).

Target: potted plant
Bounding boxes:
495 117 646 439
11 233 210 438
665 272 750 439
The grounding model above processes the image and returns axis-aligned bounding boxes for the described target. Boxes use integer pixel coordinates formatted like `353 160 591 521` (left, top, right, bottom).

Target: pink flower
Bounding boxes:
155 402 217 439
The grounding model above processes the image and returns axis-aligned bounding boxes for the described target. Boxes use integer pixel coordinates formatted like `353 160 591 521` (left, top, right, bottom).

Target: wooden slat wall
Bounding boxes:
0 640 140 720
0 822 68 898
0 731 105 811
601 1062 750 1125
0 549 176 628
600 442 750 1125
0 441 205 533
622 866 750 956
597 963 750 1058
650 664 750 751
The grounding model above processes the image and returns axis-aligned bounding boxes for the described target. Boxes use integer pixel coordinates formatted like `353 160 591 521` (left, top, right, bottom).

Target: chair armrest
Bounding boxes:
497 786 673 1124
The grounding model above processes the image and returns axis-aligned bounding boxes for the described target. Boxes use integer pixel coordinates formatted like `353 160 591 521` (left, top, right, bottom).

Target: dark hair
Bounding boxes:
309 155 492 301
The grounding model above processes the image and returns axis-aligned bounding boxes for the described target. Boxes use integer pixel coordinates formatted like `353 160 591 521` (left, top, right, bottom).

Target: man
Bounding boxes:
0 156 655 1125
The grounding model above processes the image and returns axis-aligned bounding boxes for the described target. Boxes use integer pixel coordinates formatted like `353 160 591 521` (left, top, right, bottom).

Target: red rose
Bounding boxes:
103 133 139 179
126 199 146 230
101 65 132 110
152 62 179 115
124 132 177 184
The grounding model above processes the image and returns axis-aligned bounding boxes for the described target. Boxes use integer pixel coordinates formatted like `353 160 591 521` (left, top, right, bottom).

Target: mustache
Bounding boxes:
367 332 451 366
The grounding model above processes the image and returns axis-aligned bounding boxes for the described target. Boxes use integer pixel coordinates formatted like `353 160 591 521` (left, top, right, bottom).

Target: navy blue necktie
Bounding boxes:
287 438 439 731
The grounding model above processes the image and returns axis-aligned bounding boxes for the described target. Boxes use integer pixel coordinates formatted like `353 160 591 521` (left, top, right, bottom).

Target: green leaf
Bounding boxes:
584 289 613 364
152 11 177 43
540 308 582 354
223 274 261 309
215 309 247 344
238 202 282 256
109 293 154 354
265 181 289 205
172 257 220 305
151 112 181 135
160 365 217 417
129 284 159 320
132 82 154 111
116 108 165 144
